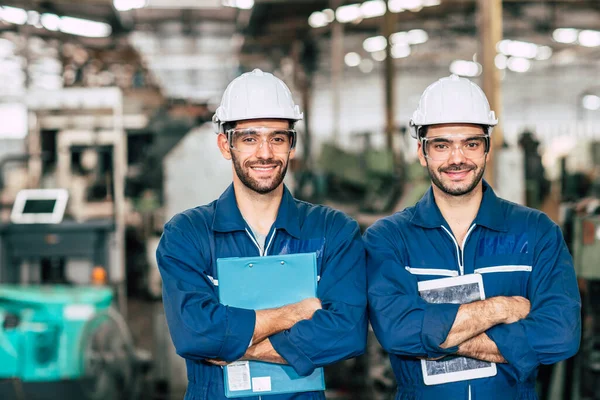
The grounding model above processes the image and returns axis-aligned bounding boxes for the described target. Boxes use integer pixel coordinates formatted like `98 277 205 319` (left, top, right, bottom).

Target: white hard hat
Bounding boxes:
409 74 498 139
213 68 303 133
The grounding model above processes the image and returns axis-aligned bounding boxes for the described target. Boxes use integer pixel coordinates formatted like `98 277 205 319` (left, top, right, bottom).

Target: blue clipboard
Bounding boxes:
217 252 325 398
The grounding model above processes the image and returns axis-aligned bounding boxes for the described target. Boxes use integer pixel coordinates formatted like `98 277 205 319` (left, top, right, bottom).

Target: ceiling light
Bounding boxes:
578 30 600 47
359 59 374 73
363 35 387 52
494 54 507 70
449 60 481 77
323 9 335 23
407 29 428 44
390 31 408 45
235 0 254 10
59 16 112 38
422 0 441 6
336 4 361 23
1 6 28 25
360 0 386 18
506 57 531 73
114 0 147 11
40 13 60 31
552 28 579 44
388 0 405 13
372 50 387 61
391 43 411 58
392 0 422 11
308 11 329 28
535 46 553 61
582 94 600 111
497 39 538 59
27 10 40 26
344 52 361 67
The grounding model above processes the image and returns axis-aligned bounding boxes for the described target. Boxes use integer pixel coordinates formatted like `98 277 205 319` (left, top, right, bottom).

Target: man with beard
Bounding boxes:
157 69 367 400
364 75 580 399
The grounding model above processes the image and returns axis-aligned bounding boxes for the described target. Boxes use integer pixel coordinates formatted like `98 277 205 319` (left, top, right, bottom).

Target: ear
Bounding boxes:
417 141 427 167
289 148 296 160
217 133 232 160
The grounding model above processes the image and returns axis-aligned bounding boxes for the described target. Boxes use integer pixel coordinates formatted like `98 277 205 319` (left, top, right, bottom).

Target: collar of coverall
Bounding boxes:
409 180 509 232
212 183 302 239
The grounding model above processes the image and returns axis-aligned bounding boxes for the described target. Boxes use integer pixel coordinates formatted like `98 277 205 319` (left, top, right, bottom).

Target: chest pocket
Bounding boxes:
475 233 532 297
277 237 325 279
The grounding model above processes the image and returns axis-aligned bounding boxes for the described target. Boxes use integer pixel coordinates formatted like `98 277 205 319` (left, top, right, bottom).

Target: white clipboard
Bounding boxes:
418 274 497 385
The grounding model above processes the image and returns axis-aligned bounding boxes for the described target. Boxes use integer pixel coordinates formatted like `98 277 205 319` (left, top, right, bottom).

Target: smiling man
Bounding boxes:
156 69 367 400
364 75 581 399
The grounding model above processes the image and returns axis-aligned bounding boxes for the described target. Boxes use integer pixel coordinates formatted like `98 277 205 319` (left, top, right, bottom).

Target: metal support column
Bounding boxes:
331 0 343 144
384 0 396 152
478 0 503 187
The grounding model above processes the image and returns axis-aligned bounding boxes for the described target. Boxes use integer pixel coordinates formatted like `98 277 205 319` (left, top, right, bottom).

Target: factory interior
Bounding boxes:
0 0 598 399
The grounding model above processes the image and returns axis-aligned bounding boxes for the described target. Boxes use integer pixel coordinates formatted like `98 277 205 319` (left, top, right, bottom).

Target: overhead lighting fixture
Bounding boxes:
552 28 579 44
235 0 254 10
27 10 40 26
388 0 406 13
497 39 538 59
391 43 411 58
506 57 531 73
114 0 147 11
323 9 335 23
390 31 408 45
494 54 507 70
336 4 361 23
360 0 386 18
407 29 428 44
578 30 600 47
422 0 441 6
308 11 329 28
359 59 374 73
582 94 600 111
59 16 112 38
40 13 60 31
344 52 361 67
449 60 481 77
1 6 28 25
535 46 553 61
392 0 422 11
372 50 387 61
363 36 387 52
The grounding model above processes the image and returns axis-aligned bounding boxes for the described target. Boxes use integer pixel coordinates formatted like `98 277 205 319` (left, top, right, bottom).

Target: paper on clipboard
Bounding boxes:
417 274 497 386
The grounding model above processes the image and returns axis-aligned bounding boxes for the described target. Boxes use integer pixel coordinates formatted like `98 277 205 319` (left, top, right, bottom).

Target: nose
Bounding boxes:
255 138 274 159
447 143 467 164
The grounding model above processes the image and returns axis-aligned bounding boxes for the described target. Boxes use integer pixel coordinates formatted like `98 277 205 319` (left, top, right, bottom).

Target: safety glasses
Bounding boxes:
420 134 490 161
226 127 296 154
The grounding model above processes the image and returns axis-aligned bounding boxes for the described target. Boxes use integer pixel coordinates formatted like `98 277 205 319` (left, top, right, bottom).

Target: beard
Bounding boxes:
231 152 289 194
427 159 486 196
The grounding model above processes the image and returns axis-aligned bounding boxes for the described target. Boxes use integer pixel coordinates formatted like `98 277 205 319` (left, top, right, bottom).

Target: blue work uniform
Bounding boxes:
157 184 367 400
364 181 581 400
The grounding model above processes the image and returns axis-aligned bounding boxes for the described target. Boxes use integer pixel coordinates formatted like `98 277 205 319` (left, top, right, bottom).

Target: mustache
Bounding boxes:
246 159 283 168
439 163 476 173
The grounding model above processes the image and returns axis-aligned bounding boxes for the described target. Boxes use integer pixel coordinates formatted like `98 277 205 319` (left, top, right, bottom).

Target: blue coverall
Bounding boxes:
157 184 367 400
364 181 581 400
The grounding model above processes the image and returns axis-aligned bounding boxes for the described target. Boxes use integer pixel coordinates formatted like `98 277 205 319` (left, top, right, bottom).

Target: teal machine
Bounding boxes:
0 189 144 400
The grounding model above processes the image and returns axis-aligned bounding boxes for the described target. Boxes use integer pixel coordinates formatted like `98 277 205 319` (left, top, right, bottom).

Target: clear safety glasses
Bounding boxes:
420 134 489 161
226 127 296 154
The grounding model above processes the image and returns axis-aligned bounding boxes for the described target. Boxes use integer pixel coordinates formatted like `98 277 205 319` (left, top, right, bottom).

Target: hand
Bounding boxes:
497 296 531 324
206 359 228 366
288 297 322 323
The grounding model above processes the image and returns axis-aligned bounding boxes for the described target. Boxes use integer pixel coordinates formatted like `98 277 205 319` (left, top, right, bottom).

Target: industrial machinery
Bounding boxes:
0 88 148 400
302 132 403 214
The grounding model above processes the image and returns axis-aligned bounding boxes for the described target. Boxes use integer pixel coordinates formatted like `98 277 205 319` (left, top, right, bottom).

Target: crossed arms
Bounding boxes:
365 221 581 380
